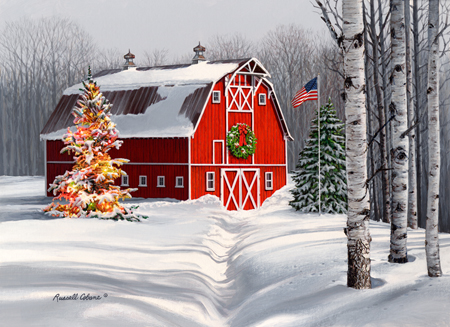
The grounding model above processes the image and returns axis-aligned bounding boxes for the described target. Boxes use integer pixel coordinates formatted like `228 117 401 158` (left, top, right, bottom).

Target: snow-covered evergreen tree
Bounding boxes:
43 68 145 221
290 98 347 214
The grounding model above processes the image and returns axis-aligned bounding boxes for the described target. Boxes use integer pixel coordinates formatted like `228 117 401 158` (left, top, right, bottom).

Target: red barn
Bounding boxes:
40 49 293 210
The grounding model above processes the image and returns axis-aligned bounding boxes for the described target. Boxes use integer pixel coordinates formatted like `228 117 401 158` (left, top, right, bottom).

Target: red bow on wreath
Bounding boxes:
238 124 248 147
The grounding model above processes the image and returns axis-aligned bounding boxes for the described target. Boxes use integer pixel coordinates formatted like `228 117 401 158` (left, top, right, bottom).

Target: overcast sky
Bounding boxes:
0 0 328 62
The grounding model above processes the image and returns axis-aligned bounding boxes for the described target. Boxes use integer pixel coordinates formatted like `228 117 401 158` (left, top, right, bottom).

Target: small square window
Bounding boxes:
139 175 147 187
212 91 221 104
157 176 165 187
206 172 215 191
265 172 273 190
175 176 184 188
258 93 266 105
121 175 129 186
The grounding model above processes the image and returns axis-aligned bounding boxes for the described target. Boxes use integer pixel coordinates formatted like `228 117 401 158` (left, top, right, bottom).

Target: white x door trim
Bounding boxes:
221 168 260 210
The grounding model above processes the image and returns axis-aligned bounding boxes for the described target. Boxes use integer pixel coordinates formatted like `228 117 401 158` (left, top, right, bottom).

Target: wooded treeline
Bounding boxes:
0 17 343 179
317 0 450 235
317 0 449 286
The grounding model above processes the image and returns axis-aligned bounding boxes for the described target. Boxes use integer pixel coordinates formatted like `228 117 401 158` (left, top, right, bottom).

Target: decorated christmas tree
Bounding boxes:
290 98 347 214
43 68 145 221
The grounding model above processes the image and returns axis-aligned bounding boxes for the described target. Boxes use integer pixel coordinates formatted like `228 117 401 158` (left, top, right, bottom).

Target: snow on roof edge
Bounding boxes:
64 61 240 95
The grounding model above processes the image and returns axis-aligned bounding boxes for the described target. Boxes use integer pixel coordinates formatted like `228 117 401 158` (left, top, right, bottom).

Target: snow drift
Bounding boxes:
1 176 449 326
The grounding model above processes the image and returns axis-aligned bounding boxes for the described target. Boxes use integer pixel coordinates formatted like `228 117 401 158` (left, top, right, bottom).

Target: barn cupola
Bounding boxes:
192 42 206 64
123 50 136 70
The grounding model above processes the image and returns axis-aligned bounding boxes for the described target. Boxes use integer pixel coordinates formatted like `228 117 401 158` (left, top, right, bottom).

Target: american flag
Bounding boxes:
291 77 318 108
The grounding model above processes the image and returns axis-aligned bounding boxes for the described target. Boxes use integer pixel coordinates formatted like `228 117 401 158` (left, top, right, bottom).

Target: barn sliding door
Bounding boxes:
221 168 260 210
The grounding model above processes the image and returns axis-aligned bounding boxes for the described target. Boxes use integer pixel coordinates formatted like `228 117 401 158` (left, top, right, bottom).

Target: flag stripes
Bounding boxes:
291 77 318 108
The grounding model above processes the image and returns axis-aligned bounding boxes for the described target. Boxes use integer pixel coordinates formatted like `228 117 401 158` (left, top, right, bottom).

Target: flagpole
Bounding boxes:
317 74 321 215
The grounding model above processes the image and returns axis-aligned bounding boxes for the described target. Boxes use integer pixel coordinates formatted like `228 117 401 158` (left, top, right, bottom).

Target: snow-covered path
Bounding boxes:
1 176 450 327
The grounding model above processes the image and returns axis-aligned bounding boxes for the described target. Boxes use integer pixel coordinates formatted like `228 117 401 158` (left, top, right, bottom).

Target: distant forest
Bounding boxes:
0 17 343 177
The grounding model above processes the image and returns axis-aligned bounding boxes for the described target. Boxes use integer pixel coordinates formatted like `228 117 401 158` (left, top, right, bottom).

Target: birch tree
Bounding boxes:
368 0 390 224
405 0 418 230
316 0 371 288
388 0 409 264
425 0 442 277
342 0 371 289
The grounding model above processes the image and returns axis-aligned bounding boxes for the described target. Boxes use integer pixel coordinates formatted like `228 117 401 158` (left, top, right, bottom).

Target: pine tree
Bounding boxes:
290 98 347 214
43 68 145 221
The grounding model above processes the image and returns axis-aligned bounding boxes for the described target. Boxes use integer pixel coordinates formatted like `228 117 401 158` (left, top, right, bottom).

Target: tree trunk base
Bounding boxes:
428 268 442 277
388 254 408 263
347 239 372 289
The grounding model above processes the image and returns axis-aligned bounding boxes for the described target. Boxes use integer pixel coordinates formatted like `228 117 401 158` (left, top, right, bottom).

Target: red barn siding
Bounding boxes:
191 166 221 200
46 138 189 200
109 138 188 163
253 86 286 164
47 140 74 162
46 163 74 197
191 81 227 164
259 166 287 205
214 141 224 164
115 164 189 200
48 138 188 164
190 78 286 167
46 162 188 200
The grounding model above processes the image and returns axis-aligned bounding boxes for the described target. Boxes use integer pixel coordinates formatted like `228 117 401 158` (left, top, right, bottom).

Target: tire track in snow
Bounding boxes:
198 210 257 326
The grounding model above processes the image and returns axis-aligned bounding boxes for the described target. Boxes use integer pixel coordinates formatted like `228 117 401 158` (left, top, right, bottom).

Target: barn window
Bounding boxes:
212 91 221 103
175 176 184 188
121 175 129 186
139 175 147 187
206 172 215 191
258 93 266 105
157 176 165 187
265 172 273 190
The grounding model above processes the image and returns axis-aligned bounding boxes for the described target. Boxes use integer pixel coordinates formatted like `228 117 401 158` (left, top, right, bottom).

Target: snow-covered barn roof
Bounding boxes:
40 58 292 140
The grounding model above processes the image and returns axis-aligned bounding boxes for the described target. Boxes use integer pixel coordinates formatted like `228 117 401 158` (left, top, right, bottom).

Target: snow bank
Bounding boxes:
1 176 450 326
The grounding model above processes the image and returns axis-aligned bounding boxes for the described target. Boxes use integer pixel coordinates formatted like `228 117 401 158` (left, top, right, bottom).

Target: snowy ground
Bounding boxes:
1 176 450 327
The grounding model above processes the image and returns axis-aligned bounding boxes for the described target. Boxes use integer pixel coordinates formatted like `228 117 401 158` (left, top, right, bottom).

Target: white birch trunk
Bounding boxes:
378 0 392 224
342 0 371 289
426 0 442 278
370 0 390 224
389 0 409 264
405 0 418 230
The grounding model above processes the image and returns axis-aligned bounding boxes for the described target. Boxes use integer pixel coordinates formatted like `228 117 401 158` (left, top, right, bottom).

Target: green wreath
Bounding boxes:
226 123 257 159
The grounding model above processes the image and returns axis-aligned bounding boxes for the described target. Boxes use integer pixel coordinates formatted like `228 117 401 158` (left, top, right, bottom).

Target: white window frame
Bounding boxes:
157 176 165 188
258 93 266 105
213 140 225 164
212 91 221 104
206 172 215 191
175 176 184 188
138 175 147 187
121 175 129 186
265 172 273 190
